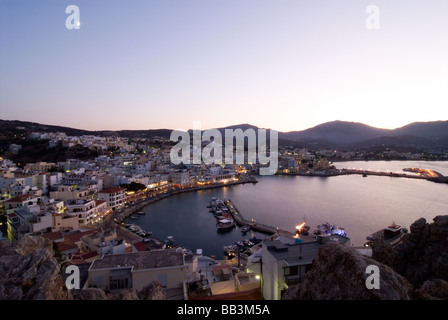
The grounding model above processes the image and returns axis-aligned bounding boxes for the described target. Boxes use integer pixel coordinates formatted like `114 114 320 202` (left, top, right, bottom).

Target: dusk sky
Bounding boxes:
1 0 447 132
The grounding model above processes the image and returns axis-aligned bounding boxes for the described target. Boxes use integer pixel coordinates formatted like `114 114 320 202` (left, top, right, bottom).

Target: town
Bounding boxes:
0 128 446 300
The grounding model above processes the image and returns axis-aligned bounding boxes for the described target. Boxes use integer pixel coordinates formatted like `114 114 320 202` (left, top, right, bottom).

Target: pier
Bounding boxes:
222 199 314 242
277 168 448 184
340 168 447 183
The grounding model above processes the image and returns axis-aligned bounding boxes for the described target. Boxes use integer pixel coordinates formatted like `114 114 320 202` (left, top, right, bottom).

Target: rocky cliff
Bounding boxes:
0 235 72 300
282 242 414 300
0 235 168 300
372 215 448 299
283 215 448 300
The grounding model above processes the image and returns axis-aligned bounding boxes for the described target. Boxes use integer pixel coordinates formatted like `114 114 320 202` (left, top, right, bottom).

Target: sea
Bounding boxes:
127 160 448 259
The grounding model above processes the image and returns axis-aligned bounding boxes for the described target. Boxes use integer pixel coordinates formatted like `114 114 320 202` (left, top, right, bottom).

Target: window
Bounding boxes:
110 278 130 290
284 266 299 276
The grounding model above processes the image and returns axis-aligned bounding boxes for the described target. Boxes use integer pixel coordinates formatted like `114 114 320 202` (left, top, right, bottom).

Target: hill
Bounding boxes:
1 119 447 151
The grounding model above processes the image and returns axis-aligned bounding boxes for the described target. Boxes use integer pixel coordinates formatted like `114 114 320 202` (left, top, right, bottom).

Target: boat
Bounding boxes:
295 222 310 236
138 211 146 215
313 222 348 238
137 229 152 237
224 244 238 256
364 222 408 247
165 236 175 245
241 225 250 233
249 237 261 244
130 215 139 219
217 218 235 232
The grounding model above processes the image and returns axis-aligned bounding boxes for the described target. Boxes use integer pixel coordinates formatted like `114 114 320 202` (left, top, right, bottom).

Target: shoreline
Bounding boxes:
111 165 447 229
111 176 258 226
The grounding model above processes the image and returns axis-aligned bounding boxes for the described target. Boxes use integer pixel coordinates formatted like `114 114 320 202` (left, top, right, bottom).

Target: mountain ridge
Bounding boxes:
1 119 447 149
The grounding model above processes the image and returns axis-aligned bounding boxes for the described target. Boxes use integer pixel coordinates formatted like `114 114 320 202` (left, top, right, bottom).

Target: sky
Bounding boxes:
1 0 448 132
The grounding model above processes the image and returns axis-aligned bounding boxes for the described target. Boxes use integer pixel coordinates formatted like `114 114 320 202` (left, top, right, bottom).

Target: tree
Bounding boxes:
120 182 146 192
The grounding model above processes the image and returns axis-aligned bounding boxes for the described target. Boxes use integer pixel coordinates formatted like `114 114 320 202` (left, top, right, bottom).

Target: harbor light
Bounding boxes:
295 222 306 231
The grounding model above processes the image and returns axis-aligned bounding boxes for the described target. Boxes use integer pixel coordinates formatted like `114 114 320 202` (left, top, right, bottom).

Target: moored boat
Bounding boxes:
217 218 235 231
295 221 310 236
165 235 175 245
313 222 348 238
364 222 407 247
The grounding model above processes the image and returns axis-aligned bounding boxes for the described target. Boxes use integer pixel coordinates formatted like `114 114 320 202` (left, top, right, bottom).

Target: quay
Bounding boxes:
110 175 258 226
222 199 315 243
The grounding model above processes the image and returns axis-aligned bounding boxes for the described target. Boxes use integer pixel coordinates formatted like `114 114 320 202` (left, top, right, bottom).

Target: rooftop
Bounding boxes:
98 187 125 194
5 194 33 203
89 248 184 271
264 234 351 265
265 240 322 265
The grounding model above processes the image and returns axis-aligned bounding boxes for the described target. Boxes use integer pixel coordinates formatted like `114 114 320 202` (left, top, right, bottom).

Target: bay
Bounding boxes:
128 160 448 258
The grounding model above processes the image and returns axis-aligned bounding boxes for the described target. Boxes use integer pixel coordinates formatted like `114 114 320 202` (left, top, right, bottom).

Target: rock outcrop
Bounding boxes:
0 235 72 300
73 288 109 300
414 279 448 300
282 242 414 300
372 215 448 288
138 281 168 300
0 236 170 300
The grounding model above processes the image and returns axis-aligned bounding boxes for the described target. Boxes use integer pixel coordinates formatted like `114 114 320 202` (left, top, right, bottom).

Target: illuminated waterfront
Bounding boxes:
127 161 448 258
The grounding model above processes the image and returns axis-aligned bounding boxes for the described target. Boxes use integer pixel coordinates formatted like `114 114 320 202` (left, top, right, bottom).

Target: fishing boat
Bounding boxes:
137 229 152 237
224 244 238 256
165 235 175 245
364 222 408 247
295 221 310 236
313 222 348 238
217 218 235 232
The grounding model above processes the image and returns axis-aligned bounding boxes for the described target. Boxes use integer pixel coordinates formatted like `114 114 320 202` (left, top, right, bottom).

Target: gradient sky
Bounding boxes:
1 0 447 132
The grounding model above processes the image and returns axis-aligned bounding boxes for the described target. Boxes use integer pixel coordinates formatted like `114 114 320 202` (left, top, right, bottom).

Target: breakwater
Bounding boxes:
277 168 448 184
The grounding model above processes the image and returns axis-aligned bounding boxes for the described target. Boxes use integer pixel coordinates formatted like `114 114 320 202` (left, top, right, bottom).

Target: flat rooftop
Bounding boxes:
265 240 321 265
264 234 351 266
90 248 184 271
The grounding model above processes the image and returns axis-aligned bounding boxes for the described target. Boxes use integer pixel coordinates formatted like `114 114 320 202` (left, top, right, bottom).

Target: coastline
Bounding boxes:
110 176 258 227
110 163 447 230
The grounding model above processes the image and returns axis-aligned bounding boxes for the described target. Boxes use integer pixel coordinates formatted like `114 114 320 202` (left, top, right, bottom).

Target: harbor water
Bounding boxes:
127 161 448 259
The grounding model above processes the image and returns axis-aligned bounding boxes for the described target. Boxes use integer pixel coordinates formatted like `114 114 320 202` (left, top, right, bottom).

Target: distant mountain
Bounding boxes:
279 121 392 145
0 119 173 140
393 121 448 139
278 120 448 149
1 119 447 150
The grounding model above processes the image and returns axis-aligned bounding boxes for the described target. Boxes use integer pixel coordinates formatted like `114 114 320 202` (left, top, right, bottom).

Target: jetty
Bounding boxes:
220 199 314 242
277 168 448 184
